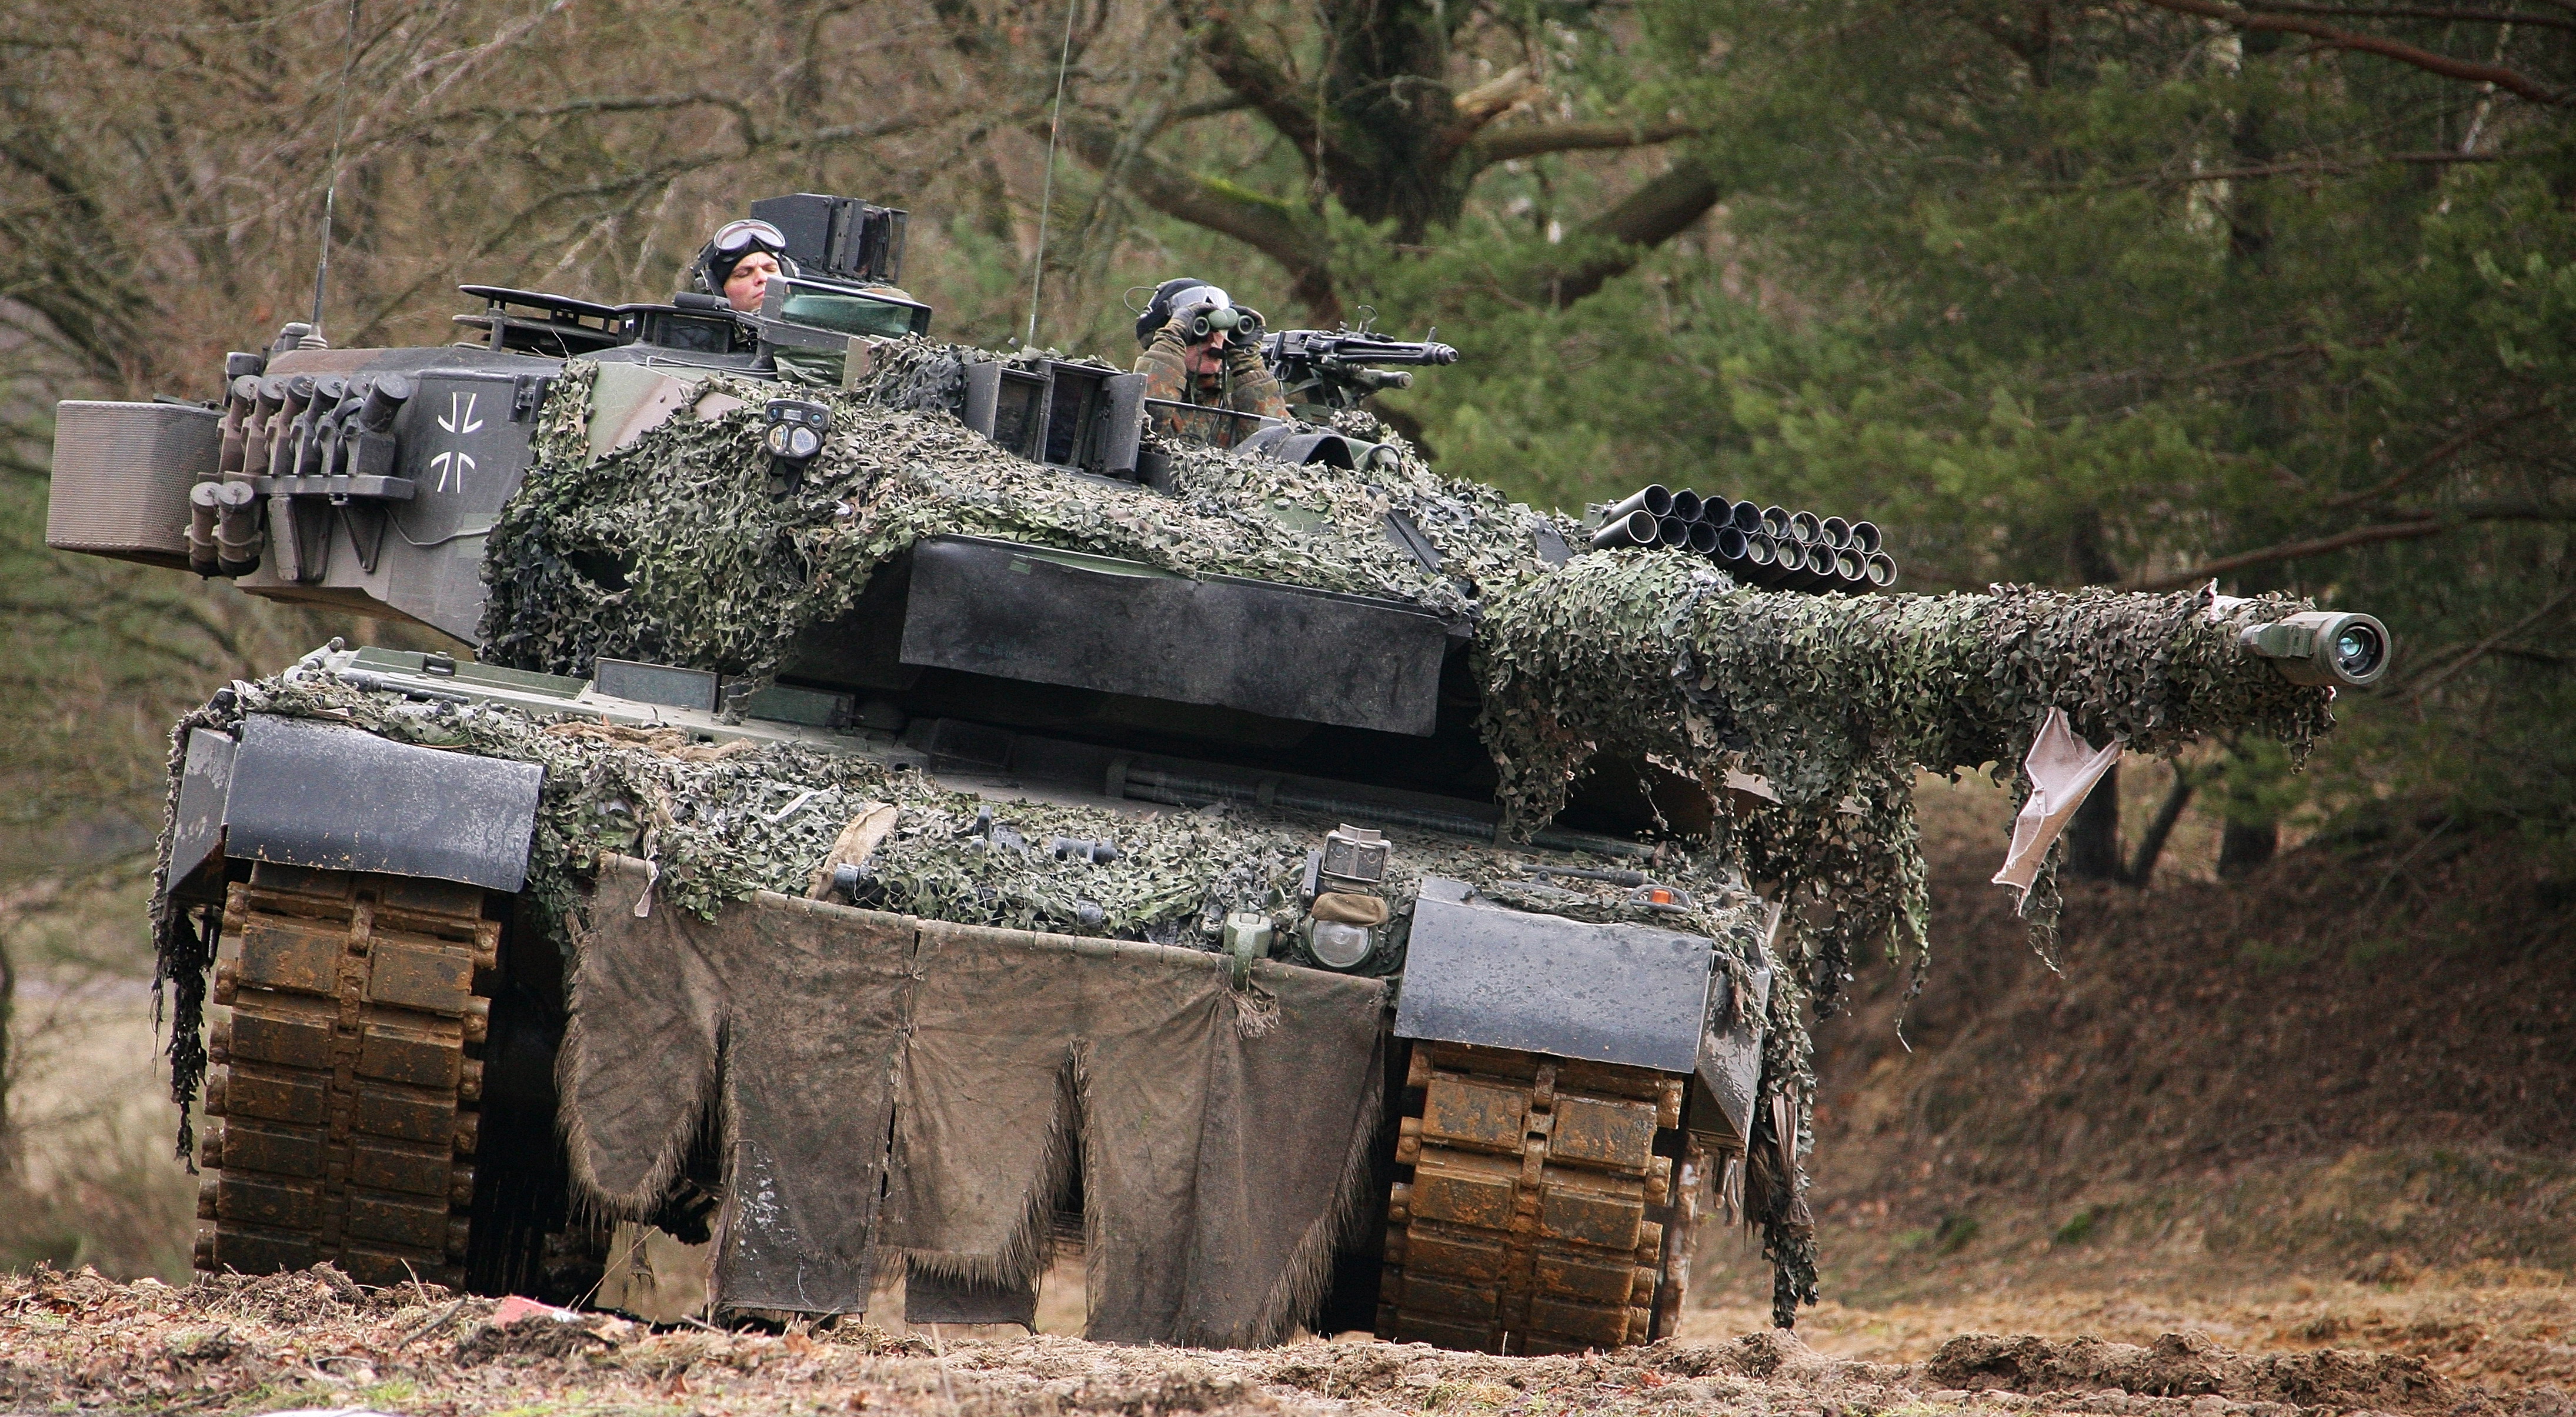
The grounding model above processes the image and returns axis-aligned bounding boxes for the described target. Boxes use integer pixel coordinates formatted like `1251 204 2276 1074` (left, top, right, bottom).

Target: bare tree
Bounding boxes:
927 0 1718 319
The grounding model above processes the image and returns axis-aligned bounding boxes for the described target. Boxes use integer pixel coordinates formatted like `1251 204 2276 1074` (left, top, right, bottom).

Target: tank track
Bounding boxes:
1376 1041 1704 1354
194 863 493 1288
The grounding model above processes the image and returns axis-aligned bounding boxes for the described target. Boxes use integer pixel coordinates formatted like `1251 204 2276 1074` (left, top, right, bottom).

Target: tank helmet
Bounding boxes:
1136 277 1231 347
692 218 799 295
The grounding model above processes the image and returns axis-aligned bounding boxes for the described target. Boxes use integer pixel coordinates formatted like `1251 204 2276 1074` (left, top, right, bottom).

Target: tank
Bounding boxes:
45 194 2390 1352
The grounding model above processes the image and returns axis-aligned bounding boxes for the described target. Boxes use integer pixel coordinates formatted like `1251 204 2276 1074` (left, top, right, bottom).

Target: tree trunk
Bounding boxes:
2217 817 2278 878
2125 762 2199 885
0 932 13 1156
2064 759 2126 881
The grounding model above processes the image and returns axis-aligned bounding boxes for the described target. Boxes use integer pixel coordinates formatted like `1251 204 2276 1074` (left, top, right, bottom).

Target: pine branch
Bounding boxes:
2401 585 2576 696
2128 502 2576 590
2243 2 2576 31
2325 402 2553 508
2134 0 2564 101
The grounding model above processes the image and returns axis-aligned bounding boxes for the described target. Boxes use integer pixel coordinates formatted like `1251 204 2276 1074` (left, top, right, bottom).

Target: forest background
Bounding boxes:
0 0 2567 1274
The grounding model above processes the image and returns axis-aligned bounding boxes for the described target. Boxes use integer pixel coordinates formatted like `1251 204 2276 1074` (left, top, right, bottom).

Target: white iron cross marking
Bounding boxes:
428 390 484 492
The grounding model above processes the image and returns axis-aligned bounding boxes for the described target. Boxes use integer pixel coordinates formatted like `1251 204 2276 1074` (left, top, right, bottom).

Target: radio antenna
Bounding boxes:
309 0 363 339
1025 0 1078 348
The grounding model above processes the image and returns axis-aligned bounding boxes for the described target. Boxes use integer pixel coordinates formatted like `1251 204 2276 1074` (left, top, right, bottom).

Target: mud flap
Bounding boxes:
1693 964 1773 1153
224 713 542 891
905 1269 1040 1329
167 727 238 898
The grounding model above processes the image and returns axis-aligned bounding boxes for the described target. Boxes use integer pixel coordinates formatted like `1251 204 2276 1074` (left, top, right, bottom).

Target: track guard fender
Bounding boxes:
1392 876 1713 1073
178 712 543 895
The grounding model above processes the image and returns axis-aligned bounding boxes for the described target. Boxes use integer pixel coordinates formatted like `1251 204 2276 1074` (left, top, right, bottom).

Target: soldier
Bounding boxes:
693 218 798 314
1133 278 1289 421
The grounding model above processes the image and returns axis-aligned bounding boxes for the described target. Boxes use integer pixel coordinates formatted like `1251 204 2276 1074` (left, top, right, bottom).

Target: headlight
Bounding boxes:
761 398 832 465
1307 919 1373 969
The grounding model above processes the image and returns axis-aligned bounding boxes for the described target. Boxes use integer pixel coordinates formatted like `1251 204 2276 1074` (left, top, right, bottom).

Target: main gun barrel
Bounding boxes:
1477 554 2378 821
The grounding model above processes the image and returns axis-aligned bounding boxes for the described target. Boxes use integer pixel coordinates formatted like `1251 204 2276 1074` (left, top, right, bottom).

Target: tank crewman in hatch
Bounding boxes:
1133 278 1289 441
694 218 798 314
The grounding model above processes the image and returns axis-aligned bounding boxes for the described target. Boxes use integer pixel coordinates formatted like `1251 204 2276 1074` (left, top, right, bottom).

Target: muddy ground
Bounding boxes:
4 1265 2571 1417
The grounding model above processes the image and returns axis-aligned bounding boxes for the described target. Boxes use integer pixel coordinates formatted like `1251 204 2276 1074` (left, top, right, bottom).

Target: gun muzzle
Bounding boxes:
1821 516 1853 551
1606 485 1674 523
1656 515 1691 548
1850 520 1883 555
1687 520 1721 554
1793 541 1850 593
1788 510 1824 546
1866 551 1897 587
1671 489 1704 524
1590 508 1660 550
2240 611 2391 689
1761 505 1791 539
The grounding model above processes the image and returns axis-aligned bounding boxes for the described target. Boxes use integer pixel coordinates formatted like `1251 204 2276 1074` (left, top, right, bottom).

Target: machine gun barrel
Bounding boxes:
1262 326 1460 411
1282 331 1460 368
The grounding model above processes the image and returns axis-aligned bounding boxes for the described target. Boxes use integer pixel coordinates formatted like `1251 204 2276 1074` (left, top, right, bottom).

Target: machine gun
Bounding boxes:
1261 319 1459 414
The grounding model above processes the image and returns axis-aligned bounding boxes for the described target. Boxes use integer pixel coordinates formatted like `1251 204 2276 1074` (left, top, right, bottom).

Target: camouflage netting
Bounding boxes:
1475 553 2334 1015
476 348 1582 679
148 336 2346 1333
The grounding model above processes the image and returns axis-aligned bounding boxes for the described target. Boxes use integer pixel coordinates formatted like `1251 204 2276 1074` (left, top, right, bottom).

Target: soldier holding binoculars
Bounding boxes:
1131 278 1289 419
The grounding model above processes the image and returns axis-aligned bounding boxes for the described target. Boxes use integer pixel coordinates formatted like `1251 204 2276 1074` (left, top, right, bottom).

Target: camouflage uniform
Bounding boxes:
1133 324 1288 447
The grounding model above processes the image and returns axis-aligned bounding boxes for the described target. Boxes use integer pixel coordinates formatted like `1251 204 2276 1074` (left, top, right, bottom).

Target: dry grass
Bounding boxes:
0 857 194 1281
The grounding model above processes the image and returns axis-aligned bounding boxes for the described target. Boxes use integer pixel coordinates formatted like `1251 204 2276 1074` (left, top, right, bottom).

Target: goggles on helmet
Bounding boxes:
1163 282 1229 315
710 218 790 259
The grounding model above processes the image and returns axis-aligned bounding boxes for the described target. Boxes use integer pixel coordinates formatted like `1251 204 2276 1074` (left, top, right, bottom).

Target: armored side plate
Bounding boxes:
899 535 1453 735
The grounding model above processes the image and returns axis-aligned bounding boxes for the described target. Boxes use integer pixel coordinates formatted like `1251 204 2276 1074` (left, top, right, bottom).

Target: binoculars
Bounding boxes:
1184 302 1263 344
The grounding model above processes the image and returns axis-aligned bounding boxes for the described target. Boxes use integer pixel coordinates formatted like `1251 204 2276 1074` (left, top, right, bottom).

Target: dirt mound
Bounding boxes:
1930 1330 2467 1412
8 1266 2566 1416
1804 808 2576 1275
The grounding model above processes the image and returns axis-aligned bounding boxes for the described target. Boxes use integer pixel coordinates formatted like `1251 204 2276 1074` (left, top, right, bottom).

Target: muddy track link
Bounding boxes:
193 863 495 1289
1376 1041 1706 1355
